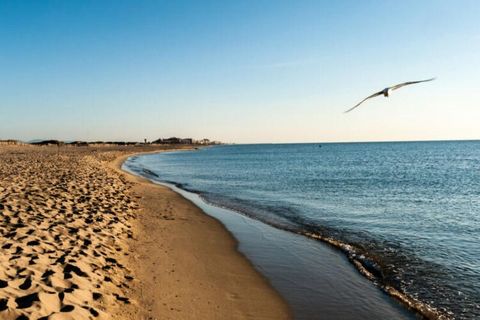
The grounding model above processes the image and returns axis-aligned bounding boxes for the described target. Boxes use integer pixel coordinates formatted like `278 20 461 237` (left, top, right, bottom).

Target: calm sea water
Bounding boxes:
126 141 480 319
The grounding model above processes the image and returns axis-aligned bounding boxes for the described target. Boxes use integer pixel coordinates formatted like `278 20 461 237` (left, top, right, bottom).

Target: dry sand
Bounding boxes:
0 145 290 319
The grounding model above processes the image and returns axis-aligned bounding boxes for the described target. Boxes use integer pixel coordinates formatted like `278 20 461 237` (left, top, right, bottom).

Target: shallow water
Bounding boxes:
125 141 480 319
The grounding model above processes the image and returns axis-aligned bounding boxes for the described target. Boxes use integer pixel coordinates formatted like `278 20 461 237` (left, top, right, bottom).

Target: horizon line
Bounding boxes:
2 137 480 145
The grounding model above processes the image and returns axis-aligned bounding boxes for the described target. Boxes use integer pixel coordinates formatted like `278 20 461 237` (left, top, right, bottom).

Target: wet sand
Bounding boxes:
0 145 290 319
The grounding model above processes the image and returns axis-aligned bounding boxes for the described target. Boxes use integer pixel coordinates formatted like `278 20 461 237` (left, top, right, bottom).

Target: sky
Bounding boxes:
1 0 479 143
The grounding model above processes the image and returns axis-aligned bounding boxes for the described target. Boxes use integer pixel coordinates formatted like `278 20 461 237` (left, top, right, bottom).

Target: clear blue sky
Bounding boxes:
1 0 479 143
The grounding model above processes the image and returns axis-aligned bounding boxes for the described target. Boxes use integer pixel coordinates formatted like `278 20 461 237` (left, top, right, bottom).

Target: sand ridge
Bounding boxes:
0 146 147 319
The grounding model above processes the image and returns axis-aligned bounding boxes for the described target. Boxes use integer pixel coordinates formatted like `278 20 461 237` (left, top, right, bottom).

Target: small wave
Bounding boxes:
302 231 449 320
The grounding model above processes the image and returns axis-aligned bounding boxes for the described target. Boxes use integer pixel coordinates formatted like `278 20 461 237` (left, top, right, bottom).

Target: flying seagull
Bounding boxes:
344 78 435 113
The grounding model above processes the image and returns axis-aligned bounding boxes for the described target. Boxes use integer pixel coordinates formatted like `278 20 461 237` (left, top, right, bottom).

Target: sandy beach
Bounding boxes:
0 145 290 319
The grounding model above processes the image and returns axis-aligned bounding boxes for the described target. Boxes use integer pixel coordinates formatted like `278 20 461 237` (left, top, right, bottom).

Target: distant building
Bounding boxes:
153 137 193 144
151 137 221 145
198 138 210 145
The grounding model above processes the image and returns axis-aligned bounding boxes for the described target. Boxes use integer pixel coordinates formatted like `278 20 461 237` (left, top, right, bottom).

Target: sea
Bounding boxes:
124 141 480 319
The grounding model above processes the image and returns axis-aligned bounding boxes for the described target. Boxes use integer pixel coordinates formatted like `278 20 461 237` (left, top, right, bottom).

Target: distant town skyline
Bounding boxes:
1 1 479 143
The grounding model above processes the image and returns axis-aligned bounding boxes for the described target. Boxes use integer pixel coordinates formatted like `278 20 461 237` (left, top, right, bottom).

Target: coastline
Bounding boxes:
132 144 460 320
113 151 292 319
0 144 433 319
0 145 290 320
122 150 419 320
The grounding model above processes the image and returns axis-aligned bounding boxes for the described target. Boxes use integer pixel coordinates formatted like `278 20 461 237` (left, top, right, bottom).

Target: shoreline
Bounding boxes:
113 151 292 319
127 148 446 320
122 150 419 320
0 144 429 319
0 145 289 320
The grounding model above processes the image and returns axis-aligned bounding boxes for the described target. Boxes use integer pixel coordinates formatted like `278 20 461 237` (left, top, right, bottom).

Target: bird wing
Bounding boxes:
344 91 384 113
390 78 435 91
